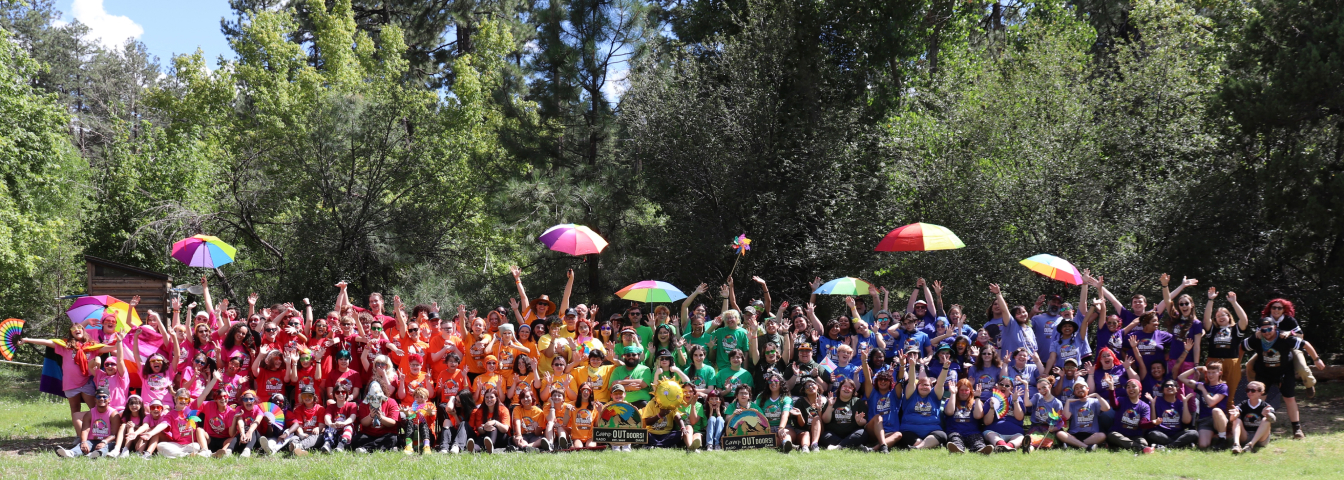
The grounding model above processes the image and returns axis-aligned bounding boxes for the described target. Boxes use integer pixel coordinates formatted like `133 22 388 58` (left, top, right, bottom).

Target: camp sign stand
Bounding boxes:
722 408 776 450
593 401 648 445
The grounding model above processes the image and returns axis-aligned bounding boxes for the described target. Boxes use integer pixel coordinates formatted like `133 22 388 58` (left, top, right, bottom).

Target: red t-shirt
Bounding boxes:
290 403 327 430
325 368 362 398
330 401 358 426
294 364 319 398
357 399 401 436
254 368 287 400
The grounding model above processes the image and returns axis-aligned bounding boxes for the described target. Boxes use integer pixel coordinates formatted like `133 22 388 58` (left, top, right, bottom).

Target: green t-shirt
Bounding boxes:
713 367 753 396
688 364 717 389
679 401 706 432
683 330 712 350
636 326 654 350
754 394 793 428
607 364 654 403
710 326 750 371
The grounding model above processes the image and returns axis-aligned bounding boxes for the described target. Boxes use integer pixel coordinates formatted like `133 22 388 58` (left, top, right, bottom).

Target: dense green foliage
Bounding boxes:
1 0 1341 351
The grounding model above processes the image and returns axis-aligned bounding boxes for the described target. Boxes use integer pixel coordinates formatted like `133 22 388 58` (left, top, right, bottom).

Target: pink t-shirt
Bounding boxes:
198 401 235 438
141 364 177 407
53 346 91 391
165 409 194 443
94 367 130 411
230 404 264 432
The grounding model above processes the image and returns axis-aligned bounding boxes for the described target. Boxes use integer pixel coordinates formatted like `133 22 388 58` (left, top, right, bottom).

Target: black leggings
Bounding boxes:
349 432 399 451
819 429 867 449
947 432 985 451
1145 429 1198 449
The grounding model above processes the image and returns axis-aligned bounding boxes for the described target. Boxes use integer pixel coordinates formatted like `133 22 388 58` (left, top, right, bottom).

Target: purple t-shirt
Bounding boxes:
1130 330 1173 370
1066 397 1103 434
1194 382 1229 419
1167 319 1204 360
1091 365 1126 404
1151 396 1184 436
1112 396 1150 438
1095 324 1126 357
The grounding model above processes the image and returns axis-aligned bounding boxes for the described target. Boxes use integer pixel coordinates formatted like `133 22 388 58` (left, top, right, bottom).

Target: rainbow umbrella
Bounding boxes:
615 281 687 303
1 318 23 362
538 224 608 256
874 223 965 252
66 295 141 332
171 234 237 268
1019 254 1083 285
812 277 874 295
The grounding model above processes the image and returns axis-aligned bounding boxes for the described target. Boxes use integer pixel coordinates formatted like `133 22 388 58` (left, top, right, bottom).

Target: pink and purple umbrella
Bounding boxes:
66 295 141 332
538 224 608 256
171 235 237 269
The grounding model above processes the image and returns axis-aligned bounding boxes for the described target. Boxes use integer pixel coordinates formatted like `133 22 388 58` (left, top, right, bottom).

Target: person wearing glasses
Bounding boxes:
1160 275 1205 378
55 387 119 458
230 390 266 456
1242 319 1325 439
1229 381 1276 453
1247 298 1317 398
1146 380 1198 449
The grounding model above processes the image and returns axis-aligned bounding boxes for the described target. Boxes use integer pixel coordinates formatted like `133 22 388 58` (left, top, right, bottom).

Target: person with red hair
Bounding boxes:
1247 298 1316 399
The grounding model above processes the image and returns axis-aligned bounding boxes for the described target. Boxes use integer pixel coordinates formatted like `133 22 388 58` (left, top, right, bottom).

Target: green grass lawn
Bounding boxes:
4 365 1344 479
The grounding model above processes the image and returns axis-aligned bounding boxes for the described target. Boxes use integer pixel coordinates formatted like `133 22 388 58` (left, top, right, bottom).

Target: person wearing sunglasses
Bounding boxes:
1249 298 1316 397
231 391 267 457
1160 275 1205 378
1145 380 1198 449
55 387 119 458
1229 381 1276 453
1242 319 1324 439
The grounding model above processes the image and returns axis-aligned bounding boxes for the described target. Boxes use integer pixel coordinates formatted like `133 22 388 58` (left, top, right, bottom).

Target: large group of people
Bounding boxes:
23 267 1326 459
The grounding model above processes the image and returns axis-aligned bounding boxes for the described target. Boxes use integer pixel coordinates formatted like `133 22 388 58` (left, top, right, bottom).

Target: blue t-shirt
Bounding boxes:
1031 313 1063 357
1066 397 1103 434
1112 396 1150 438
831 364 862 393
946 400 982 436
1029 393 1064 426
999 319 1037 358
817 336 845 367
1004 363 1040 398
850 332 879 365
1053 332 1091 367
925 361 962 388
901 392 942 436
897 330 931 357
969 366 1002 402
867 388 902 432
985 394 1024 435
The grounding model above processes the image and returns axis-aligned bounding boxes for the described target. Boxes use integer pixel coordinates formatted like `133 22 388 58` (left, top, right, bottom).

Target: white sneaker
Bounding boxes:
119 448 130 458
264 439 280 454
450 444 460 454
240 447 252 458
88 449 103 459
55 447 73 458
196 449 212 458
182 444 201 456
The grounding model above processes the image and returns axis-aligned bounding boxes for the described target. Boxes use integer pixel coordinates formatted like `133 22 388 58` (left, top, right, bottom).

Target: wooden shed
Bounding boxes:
85 255 172 320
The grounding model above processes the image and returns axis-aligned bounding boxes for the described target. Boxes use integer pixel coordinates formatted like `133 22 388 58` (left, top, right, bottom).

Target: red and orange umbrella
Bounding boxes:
874 223 965 252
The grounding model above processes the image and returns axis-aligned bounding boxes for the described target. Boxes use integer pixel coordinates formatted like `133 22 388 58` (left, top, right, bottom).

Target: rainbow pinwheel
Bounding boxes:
732 234 751 256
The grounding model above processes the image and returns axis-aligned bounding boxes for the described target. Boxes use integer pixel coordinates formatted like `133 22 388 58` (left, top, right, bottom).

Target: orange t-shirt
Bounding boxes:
569 405 597 441
512 405 545 435
464 333 493 375
547 402 574 431
472 372 504 401
401 370 432 405
434 369 468 404
427 334 465 378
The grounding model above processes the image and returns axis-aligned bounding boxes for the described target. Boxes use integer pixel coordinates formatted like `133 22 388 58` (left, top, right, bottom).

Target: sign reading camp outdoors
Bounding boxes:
721 408 775 450
593 401 648 444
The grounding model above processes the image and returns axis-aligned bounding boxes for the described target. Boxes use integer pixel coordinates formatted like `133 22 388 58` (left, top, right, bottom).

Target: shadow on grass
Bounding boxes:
0 436 74 456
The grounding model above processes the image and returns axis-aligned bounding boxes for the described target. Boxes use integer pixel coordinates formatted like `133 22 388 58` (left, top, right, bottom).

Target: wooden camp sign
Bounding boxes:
721 408 775 450
593 401 647 444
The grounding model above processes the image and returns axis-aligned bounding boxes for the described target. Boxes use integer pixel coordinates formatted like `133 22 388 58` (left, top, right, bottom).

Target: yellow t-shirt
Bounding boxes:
640 402 678 434
573 365 613 403
570 405 597 441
